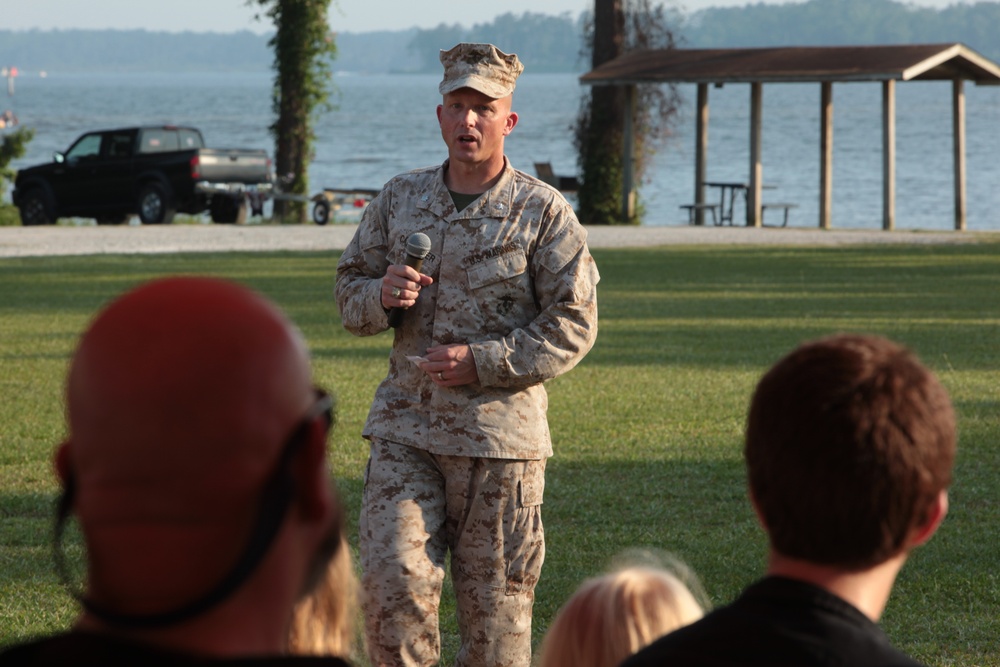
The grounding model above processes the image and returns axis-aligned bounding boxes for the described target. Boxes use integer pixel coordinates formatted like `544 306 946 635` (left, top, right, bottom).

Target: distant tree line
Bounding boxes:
1 0 999 74
0 30 273 73
682 0 1000 53
405 12 589 72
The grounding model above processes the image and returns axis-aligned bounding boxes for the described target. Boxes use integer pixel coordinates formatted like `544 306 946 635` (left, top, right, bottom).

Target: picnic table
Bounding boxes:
534 162 579 193
704 181 760 226
702 181 795 226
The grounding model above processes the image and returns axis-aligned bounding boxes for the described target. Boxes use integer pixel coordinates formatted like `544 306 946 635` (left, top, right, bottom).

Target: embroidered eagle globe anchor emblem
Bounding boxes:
497 294 517 316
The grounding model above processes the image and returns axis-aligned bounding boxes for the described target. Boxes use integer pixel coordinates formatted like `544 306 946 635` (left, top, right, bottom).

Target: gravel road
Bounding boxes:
0 223 989 259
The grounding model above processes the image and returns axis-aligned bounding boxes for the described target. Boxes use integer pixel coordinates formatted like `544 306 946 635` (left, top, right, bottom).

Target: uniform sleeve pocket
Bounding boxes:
356 208 388 253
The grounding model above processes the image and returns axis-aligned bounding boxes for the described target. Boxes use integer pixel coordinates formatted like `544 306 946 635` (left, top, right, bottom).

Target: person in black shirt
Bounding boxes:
623 334 956 667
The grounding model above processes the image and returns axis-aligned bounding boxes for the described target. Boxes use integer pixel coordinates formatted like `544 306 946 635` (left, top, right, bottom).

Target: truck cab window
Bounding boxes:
107 133 135 158
139 129 180 153
178 129 205 149
65 134 103 163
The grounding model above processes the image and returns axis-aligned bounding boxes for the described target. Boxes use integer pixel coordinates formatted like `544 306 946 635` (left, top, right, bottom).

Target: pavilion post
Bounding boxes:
747 81 763 227
622 84 637 222
820 81 833 229
882 79 896 231
695 83 709 225
953 78 967 231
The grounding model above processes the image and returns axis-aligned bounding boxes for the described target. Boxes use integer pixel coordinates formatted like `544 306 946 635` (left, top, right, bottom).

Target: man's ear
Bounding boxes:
504 111 519 136
909 489 949 548
53 441 73 486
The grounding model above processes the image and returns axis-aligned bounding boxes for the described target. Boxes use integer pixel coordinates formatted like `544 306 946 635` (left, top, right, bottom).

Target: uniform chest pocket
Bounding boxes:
465 250 536 327
467 251 528 290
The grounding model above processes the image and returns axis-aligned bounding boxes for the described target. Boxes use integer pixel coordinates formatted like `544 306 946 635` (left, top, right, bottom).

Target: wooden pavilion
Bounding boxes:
579 43 1000 229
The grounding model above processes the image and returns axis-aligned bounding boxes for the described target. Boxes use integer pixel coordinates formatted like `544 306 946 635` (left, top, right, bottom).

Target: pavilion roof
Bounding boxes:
580 43 1000 86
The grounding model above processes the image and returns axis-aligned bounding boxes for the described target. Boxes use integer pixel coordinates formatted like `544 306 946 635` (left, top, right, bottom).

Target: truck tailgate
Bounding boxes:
196 149 271 184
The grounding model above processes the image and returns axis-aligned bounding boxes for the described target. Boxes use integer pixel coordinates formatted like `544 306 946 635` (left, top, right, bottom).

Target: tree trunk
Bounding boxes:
255 0 336 224
579 0 632 225
576 0 680 225
273 60 308 222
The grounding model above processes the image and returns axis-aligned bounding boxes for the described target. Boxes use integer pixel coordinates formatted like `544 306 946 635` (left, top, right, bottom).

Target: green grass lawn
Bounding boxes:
1 241 998 665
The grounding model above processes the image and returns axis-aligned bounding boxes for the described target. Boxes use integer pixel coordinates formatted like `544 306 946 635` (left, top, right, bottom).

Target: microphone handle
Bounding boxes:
387 255 425 328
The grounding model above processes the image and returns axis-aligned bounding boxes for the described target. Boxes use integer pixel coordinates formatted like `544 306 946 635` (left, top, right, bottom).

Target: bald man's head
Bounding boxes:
55 277 339 628
65 277 314 520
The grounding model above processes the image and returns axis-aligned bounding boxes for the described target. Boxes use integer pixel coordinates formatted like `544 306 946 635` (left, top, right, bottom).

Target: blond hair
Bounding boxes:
538 566 704 667
287 535 360 658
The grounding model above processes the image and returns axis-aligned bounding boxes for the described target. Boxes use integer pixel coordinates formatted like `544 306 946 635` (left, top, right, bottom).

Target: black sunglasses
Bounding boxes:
53 388 334 628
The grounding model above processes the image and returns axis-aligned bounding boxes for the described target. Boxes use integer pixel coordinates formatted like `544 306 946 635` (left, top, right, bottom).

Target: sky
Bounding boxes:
0 0 973 34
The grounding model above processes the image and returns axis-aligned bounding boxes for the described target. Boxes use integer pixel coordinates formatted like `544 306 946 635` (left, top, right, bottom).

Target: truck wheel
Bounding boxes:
312 199 331 226
96 213 131 225
210 196 247 224
18 188 56 226
137 183 175 225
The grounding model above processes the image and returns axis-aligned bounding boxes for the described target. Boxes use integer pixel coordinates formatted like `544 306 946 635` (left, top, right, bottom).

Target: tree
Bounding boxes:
250 0 337 222
1 127 34 200
576 0 625 226
575 0 681 225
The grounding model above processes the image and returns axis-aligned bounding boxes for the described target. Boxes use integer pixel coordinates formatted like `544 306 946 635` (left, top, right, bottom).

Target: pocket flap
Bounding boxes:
467 251 527 290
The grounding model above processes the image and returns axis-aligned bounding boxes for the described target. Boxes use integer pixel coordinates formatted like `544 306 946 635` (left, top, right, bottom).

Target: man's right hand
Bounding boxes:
381 264 433 310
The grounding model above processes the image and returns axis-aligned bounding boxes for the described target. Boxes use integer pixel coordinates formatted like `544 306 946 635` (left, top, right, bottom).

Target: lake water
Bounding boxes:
5 70 1000 230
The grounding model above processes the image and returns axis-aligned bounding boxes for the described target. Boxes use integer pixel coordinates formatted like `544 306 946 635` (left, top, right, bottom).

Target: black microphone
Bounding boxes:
387 232 432 328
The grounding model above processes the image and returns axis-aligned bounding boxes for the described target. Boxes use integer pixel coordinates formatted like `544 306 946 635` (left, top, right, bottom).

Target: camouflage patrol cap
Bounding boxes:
439 43 524 99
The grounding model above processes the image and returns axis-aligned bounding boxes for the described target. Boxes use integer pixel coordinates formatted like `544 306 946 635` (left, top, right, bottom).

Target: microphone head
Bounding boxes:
406 232 432 259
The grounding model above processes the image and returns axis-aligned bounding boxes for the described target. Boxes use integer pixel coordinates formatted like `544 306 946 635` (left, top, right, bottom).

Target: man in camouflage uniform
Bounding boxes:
335 43 599 667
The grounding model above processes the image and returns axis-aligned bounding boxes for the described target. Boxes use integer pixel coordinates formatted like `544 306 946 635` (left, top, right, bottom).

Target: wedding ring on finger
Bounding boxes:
391 286 401 299
437 372 444 381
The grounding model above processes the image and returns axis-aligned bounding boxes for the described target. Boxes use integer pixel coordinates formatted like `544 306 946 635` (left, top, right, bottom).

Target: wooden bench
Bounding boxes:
534 162 580 193
761 203 798 227
680 202 721 226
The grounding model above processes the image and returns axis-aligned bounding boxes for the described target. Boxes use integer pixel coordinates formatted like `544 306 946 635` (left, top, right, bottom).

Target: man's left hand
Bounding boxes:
423 344 479 386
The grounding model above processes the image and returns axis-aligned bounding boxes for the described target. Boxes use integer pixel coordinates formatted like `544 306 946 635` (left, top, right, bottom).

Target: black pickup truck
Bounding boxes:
12 126 273 225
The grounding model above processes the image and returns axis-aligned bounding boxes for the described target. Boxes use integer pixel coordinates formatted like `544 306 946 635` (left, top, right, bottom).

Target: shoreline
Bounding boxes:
0 223 990 259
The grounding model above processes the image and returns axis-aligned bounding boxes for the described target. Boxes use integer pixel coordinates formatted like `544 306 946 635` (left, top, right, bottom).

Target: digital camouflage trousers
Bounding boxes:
360 438 546 667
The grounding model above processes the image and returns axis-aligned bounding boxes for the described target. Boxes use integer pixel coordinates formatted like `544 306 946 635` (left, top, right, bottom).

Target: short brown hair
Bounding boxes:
745 334 956 569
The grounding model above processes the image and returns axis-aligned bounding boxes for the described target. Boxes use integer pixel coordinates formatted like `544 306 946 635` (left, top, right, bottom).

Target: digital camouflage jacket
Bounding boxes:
335 159 599 459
